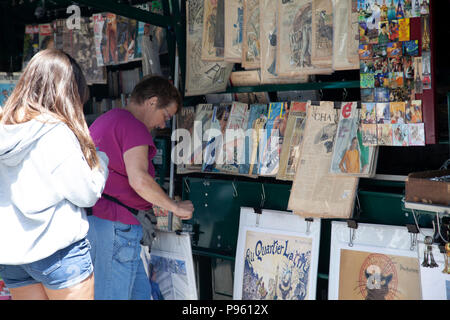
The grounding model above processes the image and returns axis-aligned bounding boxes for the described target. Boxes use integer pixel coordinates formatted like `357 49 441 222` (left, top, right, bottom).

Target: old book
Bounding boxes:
277 101 308 181
330 102 377 177
217 101 250 174
242 0 260 69
311 0 333 69
187 104 214 171
259 0 308 84
239 104 268 175
185 0 233 96
277 0 332 77
230 70 261 86
22 24 39 69
224 0 244 63
201 0 225 61
258 102 289 176
176 106 196 174
288 101 359 219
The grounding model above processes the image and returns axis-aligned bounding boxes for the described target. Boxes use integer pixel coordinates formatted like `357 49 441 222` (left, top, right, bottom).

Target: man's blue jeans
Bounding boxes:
87 215 151 300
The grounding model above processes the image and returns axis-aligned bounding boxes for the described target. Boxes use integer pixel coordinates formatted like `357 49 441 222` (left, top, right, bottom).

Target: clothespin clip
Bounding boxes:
310 101 321 106
406 223 419 251
305 218 313 235
253 207 262 227
333 101 341 109
347 219 358 247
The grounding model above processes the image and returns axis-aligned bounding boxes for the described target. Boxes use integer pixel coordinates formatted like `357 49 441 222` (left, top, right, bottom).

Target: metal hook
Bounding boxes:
410 232 418 251
305 218 313 235
232 181 238 198
343 87 348 101
349 228 356 247
260 184 266 208
184 179 191 194
436 214 449 244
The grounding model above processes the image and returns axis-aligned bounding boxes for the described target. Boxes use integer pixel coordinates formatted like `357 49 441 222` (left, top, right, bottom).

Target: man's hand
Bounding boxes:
173 200 194 220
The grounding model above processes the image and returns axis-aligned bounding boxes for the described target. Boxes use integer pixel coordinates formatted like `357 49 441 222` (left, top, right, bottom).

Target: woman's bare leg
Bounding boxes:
43 273 94 300
9 283 49 300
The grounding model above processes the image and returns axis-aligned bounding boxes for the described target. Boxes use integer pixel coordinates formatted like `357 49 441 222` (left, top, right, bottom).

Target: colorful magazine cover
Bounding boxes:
202 104 232 172
99 13 118 65
176 106 196 174
217 102 249 174
277 101 308 181
116 16 137 63
239 104 268 176
22 24 39 69
330 102 374 176
258 102 288 176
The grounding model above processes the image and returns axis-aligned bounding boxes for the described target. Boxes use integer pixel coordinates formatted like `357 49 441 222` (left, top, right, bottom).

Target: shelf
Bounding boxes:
403 201 450 214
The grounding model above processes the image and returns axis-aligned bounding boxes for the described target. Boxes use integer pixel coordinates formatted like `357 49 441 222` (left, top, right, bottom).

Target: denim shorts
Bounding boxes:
0 238 93 290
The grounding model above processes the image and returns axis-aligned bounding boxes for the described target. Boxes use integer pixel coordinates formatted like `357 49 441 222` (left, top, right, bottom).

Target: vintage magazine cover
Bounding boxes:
22 24 39 69
176 106 196 174
116 16 137 63
259 0 308 84
239 104 268 175
277 101 308 181
311 0 333 69
332 0 359 70
242 0 260 69
98 13 118 66
133 2 150 59
329 221 423 300
288 102 358 219
141 231 197 300
93 13 106 67
233 208 321 300
185 0 233 96
224 0 243 63
258 102 288 176
201 0 224 61
330 102 376 177
71 17 106 85
187 103 214 171
202 104 232 173
38 23 53 50
216 102 250 174
214 0 225 51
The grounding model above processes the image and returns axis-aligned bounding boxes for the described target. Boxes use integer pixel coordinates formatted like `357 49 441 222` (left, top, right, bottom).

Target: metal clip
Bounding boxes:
406 223 419 251
305 218 313 235
260 184 266 209
347 220 358 247
184 179 191 194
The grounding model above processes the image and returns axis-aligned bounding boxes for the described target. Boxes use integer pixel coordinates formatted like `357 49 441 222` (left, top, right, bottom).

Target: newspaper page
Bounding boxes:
224 0 243 63
185 0 233 96
288 101 358 219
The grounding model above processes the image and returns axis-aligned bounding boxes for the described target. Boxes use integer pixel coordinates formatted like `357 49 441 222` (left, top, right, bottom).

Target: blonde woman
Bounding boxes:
0 49 108 300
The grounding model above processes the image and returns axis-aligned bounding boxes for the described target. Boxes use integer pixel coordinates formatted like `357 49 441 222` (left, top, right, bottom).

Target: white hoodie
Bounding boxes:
0 116 108 264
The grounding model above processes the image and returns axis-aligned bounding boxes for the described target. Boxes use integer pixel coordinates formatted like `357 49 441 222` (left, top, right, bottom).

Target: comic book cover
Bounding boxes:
288 101 358 219
242 0 260 69
330 102 375 176
217 102 250 174
277 101 308 181
202 104 232 172
185 0 233 96
93 13 106 67
377 123 393 145
176 106 196 174
408 122 425 146
398 18 410 41
22 24 39 69
239 104 268 175
39 23 53 51
187 104 214 171
390 102 406 124
311 0 333 68
392 123 409 146
224 0 243 63
202 0 225 61
258 102 288 176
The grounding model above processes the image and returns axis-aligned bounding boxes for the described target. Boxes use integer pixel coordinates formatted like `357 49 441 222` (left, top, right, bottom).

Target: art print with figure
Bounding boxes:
311 0 333 68
241 230 312 300
224 0 243 62
242 0 260 69
201 0 224 61
338 249 421 300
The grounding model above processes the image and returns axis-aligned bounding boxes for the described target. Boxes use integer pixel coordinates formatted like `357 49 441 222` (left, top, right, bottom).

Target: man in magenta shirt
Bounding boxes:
87 76 194 300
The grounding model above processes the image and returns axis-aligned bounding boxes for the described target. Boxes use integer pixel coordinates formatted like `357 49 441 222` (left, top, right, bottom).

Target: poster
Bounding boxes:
185 0 233 96
141 231 197 300
328 221 423 300
288 102 358 219
233 207 321 300
202 0 225 61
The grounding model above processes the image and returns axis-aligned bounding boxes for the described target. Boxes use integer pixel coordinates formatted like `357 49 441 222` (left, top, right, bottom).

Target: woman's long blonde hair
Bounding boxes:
0 49 99 169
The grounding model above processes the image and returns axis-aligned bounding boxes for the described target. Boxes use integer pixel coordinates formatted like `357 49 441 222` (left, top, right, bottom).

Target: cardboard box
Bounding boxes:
405 169 450 206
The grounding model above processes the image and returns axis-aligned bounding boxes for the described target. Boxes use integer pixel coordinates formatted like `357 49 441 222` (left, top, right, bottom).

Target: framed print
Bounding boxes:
233 207 321 300
328 221 423 300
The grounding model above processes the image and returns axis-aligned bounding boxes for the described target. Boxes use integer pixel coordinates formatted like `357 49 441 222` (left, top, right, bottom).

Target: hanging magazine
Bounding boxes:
288 101 358 219
176 106 196 174
187 103 214 171
95 13 118 66
224 0 243 63
277 101 308 181
242 0 260 69
217 102 250 174
258 102 288 176
202 0 225 61
311 0 333 69
22 24 39 70
239 104 268 176
116 16 137 63
202 104 232 173
185 0 233 96
330 102 377 177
